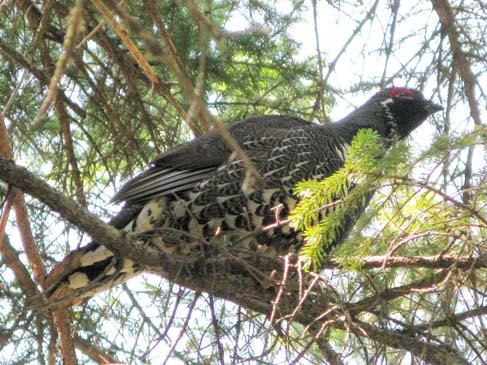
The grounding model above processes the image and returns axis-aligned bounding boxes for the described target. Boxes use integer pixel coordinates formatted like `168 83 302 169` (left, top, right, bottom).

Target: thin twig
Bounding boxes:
161 293 201 365
33 0 85 125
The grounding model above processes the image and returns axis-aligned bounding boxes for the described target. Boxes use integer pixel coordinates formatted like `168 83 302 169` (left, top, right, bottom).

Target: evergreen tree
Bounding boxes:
0 1 485 364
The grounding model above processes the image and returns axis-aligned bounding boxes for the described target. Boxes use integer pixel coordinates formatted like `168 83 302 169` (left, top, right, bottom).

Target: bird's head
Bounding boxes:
366 87 443 141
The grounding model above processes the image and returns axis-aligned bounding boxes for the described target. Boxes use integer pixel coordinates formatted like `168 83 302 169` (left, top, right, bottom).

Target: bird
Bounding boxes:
44 87 442 306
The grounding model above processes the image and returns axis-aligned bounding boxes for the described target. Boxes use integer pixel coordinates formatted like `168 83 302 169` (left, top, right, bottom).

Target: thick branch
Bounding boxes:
0 156 471 365
319 254 487 270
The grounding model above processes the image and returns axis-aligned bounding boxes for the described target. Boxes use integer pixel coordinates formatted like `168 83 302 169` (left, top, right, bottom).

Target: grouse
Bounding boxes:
45 87 442 305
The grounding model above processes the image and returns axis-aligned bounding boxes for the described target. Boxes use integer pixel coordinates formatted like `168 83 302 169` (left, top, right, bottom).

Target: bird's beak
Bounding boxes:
424 100 443 114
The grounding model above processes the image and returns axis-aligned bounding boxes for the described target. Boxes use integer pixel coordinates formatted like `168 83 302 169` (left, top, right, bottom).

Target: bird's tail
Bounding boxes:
43 242 140 307
43 199 169 306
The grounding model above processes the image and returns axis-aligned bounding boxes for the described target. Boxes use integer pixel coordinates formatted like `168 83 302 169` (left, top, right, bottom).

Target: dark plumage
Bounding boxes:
45 87 442 305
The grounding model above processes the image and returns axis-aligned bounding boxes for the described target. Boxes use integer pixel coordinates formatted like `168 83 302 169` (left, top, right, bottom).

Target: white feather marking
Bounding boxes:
282 136 308 143
295 160 310 167
278 145 292 151
380 98 394 121
247 201 260 215
171 200 186 218
188 220 201 237
133 199 165 232
189 191 201 201
262 188 279 203
80 246 114 266
217 182 231 189
284 196 297 211
252 215 264 228
225 214 238 227
263 167 286 177
68 272 90 289
335 143 349 161
216 194 242 204
268 154 286 162
121 258 135 273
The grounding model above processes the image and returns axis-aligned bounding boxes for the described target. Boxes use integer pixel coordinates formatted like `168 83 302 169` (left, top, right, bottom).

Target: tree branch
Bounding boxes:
432 0 483 126
0 156 476 363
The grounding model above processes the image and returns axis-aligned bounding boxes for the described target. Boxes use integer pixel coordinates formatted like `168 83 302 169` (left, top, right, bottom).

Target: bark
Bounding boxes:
0 156 471 365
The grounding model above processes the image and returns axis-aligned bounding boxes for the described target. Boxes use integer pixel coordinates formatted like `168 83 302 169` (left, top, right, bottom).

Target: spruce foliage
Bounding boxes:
291 129 410 269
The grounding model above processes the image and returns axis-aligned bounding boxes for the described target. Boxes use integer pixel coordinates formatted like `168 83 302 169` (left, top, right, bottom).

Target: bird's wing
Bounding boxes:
110 166 217 204
111 116 311 204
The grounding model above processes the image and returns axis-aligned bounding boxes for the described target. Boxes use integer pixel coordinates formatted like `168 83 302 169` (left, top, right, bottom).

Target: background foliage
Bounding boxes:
0 0 486 364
